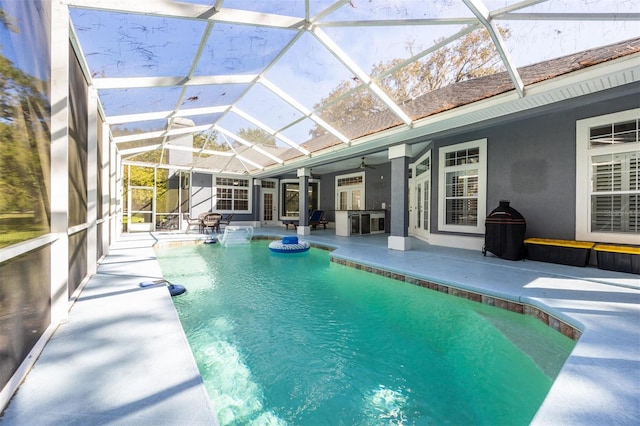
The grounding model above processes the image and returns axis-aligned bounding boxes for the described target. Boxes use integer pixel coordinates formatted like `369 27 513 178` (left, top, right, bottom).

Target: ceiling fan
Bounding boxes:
359 157 375 169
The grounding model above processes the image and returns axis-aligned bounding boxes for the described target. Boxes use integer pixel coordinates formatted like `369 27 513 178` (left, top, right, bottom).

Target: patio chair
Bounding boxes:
203 213 221 233
282 210 327 230
185 212 204 233
219 213 234 229
309 210 328 229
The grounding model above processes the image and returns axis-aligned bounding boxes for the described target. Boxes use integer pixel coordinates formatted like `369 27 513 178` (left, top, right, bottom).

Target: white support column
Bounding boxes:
101 122 111 255
86 86 98 275
111 147 122 241
50 0 69 323
297 168 311 236
253 178 262 227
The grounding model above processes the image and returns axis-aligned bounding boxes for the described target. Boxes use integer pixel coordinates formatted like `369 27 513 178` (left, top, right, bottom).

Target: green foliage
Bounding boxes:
127 165 155 187
0 39 50 244
237 127 276 146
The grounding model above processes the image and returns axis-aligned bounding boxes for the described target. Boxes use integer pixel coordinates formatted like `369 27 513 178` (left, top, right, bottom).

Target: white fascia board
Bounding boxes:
64 0 303 29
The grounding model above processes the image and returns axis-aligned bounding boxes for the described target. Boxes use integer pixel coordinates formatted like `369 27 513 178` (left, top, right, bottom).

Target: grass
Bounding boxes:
0 213 49 249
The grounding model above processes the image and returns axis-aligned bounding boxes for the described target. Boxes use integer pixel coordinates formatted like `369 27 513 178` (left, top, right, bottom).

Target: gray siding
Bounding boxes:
430 89 639 239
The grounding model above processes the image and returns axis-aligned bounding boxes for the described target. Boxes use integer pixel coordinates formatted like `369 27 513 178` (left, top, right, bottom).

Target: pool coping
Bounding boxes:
2 230 638 425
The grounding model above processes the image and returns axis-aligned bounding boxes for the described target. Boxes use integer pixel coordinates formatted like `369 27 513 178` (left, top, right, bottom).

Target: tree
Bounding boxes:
311 27 510 138
0 50 49 221
237 127 276 147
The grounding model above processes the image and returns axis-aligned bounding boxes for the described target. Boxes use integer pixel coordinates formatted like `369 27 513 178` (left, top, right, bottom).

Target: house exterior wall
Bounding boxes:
429 88 639 241
190 172 213 215
317 163 392 225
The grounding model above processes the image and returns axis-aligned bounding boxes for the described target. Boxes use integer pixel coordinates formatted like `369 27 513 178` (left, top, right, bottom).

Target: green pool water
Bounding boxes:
156 241 575 426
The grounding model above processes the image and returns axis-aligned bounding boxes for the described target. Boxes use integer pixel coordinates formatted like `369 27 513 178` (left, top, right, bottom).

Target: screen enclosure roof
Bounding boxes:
64 0 640 176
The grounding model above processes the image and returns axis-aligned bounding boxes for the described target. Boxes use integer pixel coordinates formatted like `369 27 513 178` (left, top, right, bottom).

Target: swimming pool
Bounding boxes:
156 241 575 425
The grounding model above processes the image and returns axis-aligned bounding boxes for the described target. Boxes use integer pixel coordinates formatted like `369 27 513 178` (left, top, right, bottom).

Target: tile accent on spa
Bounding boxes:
330 256 582 341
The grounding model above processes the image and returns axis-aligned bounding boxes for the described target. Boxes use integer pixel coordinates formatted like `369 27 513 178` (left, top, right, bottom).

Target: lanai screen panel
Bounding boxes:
66 0 640 175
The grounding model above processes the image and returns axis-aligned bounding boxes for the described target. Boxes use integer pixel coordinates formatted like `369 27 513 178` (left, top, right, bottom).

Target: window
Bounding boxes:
335 172 365 210
214 177 250 212
576 110 639 244
438 139 487 234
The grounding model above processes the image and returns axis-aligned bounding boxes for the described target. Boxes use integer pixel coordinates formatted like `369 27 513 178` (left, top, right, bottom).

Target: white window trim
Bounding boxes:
438 139 487 234
213 176 252 213
409 150 431 239
335 171 365 210
576 108 640 244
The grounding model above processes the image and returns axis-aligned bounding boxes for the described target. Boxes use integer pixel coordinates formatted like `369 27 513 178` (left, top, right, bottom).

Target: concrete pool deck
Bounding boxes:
1 229 638 425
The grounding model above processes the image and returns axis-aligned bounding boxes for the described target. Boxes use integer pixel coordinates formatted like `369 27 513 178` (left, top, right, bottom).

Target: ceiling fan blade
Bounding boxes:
360 157 375 169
